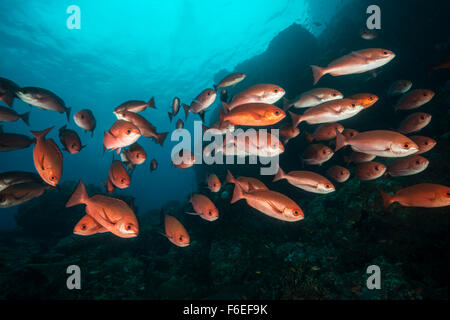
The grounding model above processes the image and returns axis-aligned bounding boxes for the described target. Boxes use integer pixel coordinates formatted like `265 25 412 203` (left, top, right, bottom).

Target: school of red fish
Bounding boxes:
0 44 449 247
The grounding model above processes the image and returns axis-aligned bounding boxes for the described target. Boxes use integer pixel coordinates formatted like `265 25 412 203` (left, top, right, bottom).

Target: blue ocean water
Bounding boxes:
0 0 348 228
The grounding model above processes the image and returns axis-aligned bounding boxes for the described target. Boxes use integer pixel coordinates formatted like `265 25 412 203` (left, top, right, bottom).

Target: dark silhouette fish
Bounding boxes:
0 77 20 107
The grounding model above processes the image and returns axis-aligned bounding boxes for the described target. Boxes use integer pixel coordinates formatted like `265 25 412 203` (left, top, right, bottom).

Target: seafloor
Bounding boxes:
0 0 449 299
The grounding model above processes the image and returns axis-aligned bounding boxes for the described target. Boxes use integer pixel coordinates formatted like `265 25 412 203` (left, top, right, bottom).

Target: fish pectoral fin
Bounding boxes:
249 112 263 120
350 51 370 64
311 94 322 102
185 212 201 216
265 200 284 215
90 208 116 229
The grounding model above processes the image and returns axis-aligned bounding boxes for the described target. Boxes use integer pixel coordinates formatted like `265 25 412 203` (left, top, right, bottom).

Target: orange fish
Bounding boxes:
279 124 300 144
386 155 429 177
335 130 418 157
327 165 350 183
347 93 379 109
231 183 304 222
273 167 335 194
163 215 190 247
173 149 195 169
395 89 434 111
104 120 141 154
31 127 63 186
220 103 285 127
207 173 221 192
121 142 146 171
109 160 130 189
182 88 217 120
303 144 334 165
66 181 139 238
342 128 359 139
410 136 436 155
187 194 219 221
380 183 450 209
73 215 108 236
114 111 168 146
311 48 396 85
283 88 343 110
73 109 96 137
0 106 30 126
114 97 156 113
226 170 268 192
290 99 364 127
398 112 431 134
388 80 412 96
58 125 85 154
223 84 285 111
0 182 53 208
214 72 246 91
305 123 344 143
344 151 376 165
355 161 386 180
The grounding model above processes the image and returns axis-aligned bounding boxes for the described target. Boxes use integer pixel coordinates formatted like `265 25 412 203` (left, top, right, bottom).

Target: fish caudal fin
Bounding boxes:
30 126 54 140
379 189 395 210
335 131 348 152
230 182 246 204
65 107 71 122
272 166 286 182
310 65 326 85
21 112 30 126
282 97 291 111
182 103 190 120
289 111 303 127
168 112 173 122
156 132 169 146
0 94 14 107
66 181 89 207
225 169 235 184
147 97 156 109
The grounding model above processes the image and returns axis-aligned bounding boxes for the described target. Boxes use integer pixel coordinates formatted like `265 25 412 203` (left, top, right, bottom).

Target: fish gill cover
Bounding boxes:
0 0 449 301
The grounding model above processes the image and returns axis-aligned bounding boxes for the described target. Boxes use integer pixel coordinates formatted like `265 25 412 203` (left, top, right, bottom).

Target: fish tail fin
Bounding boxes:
282 97 291 111
147 97 156 109
65 107 71 122
335 131 348 152
156 132 169 146
20 112 30 126
305 131 314 143
168 112 173 122
66 181 89 207
0 94 14 107
182 103 190 120
198 111 205 122
379 189 394 210
289 111 303 127
230 182 246 204
225 169 235 184
30 126 54 140
202 124 209 134
310 65 326 85
272 166 286 182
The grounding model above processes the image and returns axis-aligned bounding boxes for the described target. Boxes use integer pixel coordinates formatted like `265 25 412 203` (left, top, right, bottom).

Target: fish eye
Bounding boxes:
383 51 388 55
340 171 345 175
420 115 425 120
81 115 84 119
424 141 429 145
81 224 87 230
416 160 421 165
369 96 373 100
274 89 278 93
351 103 355 107
293 210 301 216
423 93 427 97
332 93 336 96
127 225 132 230
326 184 331 189
127 130 131 134
446 192 450 197
403 143 410 149
179 235 183 241
50 176 55 180
274 110 280 115
208 210 212 216
375 166 379 171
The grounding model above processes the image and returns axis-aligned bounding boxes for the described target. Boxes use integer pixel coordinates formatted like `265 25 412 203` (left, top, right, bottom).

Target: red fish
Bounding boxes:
388 80 412 96
121 142 146 171
305 123 344 143
173 149 195 169
163 215 190 247
104 120 141 154
219 103 285 127
410 136 436 155
66 181 139 238
31 127 63 186
187 194 219 221
386 155 429 177
303 144 334 165
207 173 221 192
182 88 217 120
108 160 130 189
0 106 30 126
355 161 386 180
398 112 431 134
58 125 85 154
226 170 268 192
347 93 379 109
335 130 418 157
344 151 376 165
283 88 343 110
311 48 395 85
342 128 359 139
73 109 96 137
231 183 304 222
273 167 335 194
114 97 156 113
380 184 450 209
395 89 434 111
73 215 107 236
214 72 246 91
223 84 285 111
280 124 300 144
0 182 53 208
327 165 350 183
150 158 158 172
